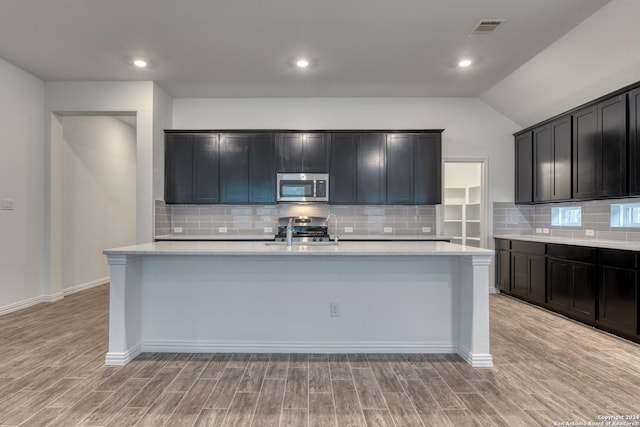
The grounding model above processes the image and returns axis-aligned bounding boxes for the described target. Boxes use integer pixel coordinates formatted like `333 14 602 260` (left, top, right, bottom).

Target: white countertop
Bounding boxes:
105 240 493 257
154 234 451 242
494 234 640 251
154 234 274 241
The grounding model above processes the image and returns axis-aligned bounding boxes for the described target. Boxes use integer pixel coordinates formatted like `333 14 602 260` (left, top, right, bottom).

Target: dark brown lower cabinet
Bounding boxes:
510 241 546 305
598 249 638 339
547 244 597 325
495 239 511 292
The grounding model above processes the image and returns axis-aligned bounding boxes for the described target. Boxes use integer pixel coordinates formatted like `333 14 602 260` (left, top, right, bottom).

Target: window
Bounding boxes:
551 206 582 227
611 203 640 228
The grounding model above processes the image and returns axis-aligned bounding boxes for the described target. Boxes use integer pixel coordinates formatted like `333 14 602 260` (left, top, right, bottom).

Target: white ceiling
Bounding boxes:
0 0 610 98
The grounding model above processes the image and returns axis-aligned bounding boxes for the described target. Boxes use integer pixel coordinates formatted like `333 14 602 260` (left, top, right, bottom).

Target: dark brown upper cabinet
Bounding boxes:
386 133 441 205
514 132 533 204
277 133 329 172
533 116 572 202
573 94 627 199
165 133 219 204
219 133 276 204
329 133 386 204
629 88 640 195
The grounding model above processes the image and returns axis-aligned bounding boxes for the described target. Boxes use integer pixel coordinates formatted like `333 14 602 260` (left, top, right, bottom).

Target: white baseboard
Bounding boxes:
0 295 45 316
41 292 64 303
0 277 109 317
141 340 457 354
458 345 494 367
63 277 109 296
105 343 142 365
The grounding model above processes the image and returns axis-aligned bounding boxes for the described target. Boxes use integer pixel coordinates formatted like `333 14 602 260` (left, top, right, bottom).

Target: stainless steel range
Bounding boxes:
274 216 331 243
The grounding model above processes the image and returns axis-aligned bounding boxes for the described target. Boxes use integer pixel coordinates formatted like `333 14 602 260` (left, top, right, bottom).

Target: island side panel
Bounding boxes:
105 254 143 365
137 255 457 353
455 254 494 367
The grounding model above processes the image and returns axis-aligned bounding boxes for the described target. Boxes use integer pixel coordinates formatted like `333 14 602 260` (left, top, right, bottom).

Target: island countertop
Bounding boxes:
104 240 494 257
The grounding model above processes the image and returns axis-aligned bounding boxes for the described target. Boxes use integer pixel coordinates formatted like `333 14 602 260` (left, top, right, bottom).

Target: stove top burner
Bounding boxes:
275 216 330 242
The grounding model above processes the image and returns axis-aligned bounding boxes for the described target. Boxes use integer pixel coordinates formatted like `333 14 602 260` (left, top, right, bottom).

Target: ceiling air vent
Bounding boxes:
470 19 506 35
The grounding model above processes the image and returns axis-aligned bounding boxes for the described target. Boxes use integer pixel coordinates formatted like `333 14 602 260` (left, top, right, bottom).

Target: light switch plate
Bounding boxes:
263 227 273 233
344 227 353 233
535 228 542 234
384 227 393 233
586 229 595 236
218 227 228 233
0 199 13 210
173 227 183 233
542 228 550 234
422 227 431 233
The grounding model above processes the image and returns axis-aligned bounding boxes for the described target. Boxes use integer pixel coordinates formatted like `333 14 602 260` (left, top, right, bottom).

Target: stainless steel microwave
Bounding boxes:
277 173 329 202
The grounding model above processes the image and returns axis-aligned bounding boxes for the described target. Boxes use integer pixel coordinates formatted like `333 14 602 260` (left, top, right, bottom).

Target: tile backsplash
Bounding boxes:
493 198 640 242
155 200 437 238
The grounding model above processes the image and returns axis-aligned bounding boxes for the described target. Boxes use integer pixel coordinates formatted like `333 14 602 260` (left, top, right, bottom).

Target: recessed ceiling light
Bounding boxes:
296 59 309 68
458 59 473 68
133 59 148 68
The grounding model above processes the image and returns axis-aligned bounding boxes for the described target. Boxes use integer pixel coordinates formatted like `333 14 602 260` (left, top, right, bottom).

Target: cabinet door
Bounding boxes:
497 249 511 292
551 116 572 200
329 133 357 204
528 254 546 304
599 265 638 336
357 133 386 204
277 134 303 172
165 133 194 204
249 134 276 204
533 124 552 202
302 133 329 172
219 134 249 203
514 132 533 204
598 95 627 197
573 105 598 199
386 134 414 204
569 261 596 323
511 252 529 298
413 133 441 204
192 134 220 203
629 88 640 195
547 258 571 312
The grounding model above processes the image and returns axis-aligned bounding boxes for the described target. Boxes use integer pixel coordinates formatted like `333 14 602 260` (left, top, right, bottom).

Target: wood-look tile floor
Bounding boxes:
1 285 639 426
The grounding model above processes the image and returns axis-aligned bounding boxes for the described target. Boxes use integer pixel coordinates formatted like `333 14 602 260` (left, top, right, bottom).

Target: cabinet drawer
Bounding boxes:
547 244 596 263
495 239 511 250
598 248 637 269
511 240 545 255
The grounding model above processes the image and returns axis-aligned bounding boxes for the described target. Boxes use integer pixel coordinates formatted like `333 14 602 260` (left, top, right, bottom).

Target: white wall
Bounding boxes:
60 116 137 293
444 162 482 189
481 0 640 128
0 58 45 313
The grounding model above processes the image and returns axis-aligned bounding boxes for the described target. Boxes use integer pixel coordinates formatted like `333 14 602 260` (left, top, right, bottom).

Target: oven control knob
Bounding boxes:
313 238 317 242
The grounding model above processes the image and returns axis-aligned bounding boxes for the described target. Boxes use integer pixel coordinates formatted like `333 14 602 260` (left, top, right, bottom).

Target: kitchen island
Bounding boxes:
104 241 494 367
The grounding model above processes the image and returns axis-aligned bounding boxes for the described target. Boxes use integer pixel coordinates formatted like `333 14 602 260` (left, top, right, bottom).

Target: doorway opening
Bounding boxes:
442 161 486 248
56 114 137 295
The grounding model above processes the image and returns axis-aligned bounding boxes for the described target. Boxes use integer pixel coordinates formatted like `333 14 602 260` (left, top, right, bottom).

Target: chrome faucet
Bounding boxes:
286 218 293 247
327 213 339 244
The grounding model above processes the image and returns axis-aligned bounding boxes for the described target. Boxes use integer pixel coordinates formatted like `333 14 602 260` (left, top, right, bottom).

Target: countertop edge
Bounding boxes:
493 234 640 251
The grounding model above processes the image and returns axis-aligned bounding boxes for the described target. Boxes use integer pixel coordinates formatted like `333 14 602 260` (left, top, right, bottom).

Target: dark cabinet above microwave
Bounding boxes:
277 133 329 173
